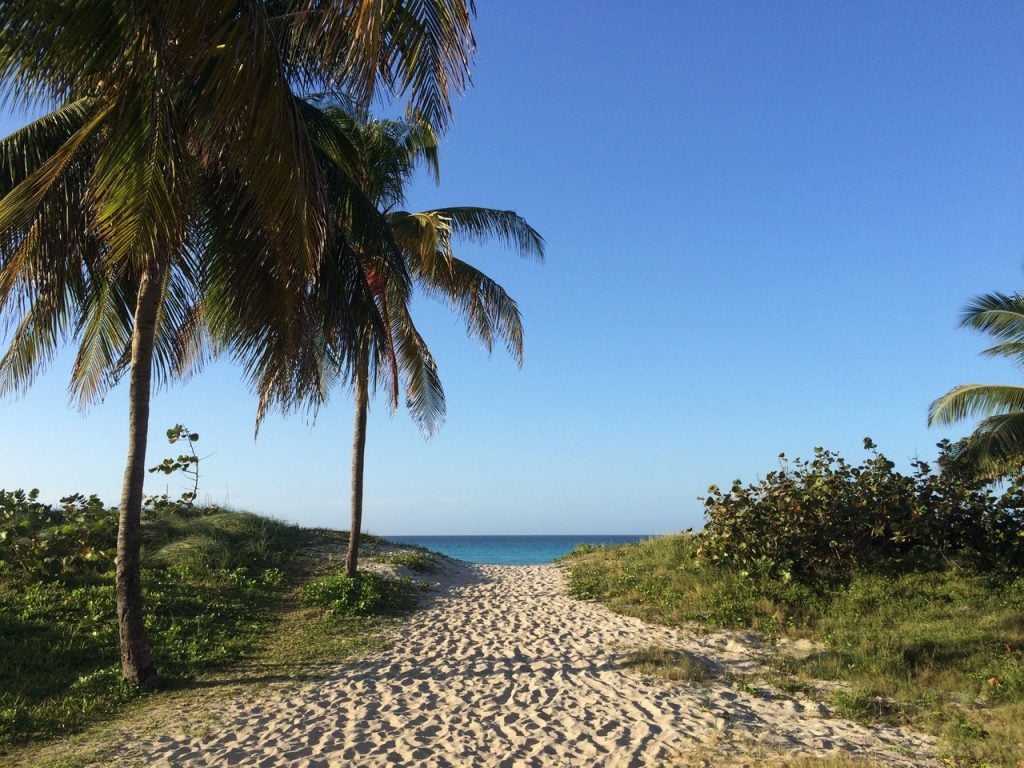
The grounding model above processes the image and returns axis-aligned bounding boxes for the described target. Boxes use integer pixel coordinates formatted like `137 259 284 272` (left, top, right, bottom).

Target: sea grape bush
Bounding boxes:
697 439 1024 584
0 489 117 579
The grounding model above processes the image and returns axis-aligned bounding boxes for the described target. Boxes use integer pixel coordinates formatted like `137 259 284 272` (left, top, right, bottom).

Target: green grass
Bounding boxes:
563 533 819 634
0 503 420 754
671 753 894 767
757 759 893 768
0 506 305 746
621 645 715 683
259 610 398 672
564 534 1024 768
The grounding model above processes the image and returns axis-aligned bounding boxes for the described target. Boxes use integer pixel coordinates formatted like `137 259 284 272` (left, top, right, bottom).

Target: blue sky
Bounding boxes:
2 1 1023 534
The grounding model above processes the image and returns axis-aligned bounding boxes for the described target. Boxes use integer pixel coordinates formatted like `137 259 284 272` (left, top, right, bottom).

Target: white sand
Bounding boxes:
84 563 938 767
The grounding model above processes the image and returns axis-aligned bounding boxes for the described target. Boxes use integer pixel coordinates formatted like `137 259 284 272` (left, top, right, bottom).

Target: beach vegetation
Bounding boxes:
0 492 410 751
621 645 715 683
697 438 1024 586
376 547 443 573
0 489 116 580
301 570 420 616
564 439 1024 767
568 537 1024 765
146 425 202 507
672 750 894 767
758 758 894 767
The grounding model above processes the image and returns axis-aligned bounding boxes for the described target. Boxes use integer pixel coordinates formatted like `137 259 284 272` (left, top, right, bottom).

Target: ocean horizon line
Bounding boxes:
382 533 656 565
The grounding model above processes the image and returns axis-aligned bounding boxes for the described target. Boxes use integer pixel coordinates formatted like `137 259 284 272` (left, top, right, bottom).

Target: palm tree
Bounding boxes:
345 204 544 576
0 1 479 686
253 110 544 576
929 292 1024 479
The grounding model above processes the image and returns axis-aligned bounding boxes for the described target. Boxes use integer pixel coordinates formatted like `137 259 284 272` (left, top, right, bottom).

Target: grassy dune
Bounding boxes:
564 534 1024 767
0 496 431 754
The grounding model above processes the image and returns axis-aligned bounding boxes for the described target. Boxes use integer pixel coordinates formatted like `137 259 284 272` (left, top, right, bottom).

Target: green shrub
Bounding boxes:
377 548 440 573
697 439 1024 585
0 490 116 580
301 571 418 615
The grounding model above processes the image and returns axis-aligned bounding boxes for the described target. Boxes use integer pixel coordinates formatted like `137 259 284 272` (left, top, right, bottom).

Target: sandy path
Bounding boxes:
93 563 937 767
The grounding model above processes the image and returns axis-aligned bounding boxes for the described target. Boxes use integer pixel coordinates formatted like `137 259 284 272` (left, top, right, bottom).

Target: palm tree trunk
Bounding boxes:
115 266 164 688
345 352 370 577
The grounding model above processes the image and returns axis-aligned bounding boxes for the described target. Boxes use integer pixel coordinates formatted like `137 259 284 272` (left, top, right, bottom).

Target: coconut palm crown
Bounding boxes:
251 108 544 575
929 291 1024 479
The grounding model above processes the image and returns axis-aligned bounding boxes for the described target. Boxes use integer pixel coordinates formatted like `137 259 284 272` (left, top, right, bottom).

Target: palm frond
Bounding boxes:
186 2 326 274
392 207 535 368
324 112 437 208
388 210 452 274
391 296 444 435
931 290 1024 480
0 105 102 397
0 1 124 108
417 255 525 365
0 103 108 256
367 272 401 410
440 207 545 260
149 247 207 393
979 341 1024 369
928 384 1024 426
198 181 313 429
954 412 1024 478
386 0 476 132
90 83 189 273
68 263 133 407
399 114 440 183
0 98 95 193
0 262 82 397
959 292 1024 343
281 0 476 132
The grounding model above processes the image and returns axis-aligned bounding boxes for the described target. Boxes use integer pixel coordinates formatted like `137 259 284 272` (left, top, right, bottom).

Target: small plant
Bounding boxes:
563 543 599 558
621 646 715 683
147 424 203 507
377 548 440 573
301 571 419 615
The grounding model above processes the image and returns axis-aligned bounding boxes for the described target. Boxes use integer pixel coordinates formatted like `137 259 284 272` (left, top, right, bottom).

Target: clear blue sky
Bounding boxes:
2 1 1022 534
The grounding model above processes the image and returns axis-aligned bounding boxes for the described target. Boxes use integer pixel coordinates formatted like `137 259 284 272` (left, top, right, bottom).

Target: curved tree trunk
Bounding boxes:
345 352 370 577
116 266 164 687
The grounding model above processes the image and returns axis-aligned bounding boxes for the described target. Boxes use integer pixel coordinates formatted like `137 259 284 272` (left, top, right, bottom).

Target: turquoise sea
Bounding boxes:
385 535 649 565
